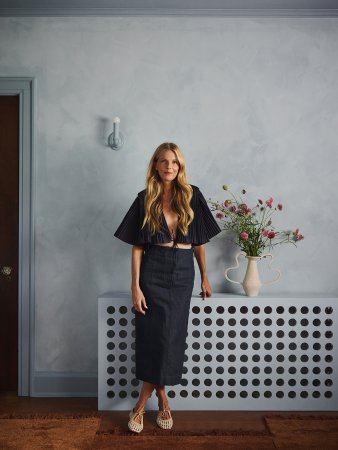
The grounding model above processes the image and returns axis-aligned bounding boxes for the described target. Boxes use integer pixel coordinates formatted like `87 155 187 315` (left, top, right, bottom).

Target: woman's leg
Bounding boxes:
155 384 171 419
132 381 156 422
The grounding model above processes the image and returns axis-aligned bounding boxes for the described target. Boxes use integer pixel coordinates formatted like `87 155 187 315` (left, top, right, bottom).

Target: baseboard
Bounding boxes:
32 371 98 397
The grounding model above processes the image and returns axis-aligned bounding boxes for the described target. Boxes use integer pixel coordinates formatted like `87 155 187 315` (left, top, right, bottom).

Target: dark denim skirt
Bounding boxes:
135 244 195 386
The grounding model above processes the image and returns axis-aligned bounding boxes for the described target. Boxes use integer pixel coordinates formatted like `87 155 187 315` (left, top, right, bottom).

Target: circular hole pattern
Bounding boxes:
103 301 334 402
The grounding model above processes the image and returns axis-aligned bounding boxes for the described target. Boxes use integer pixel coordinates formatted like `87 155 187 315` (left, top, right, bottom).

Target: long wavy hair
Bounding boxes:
141 142 194 236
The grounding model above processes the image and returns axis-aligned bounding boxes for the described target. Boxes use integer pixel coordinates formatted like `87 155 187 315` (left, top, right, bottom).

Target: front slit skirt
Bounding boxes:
135 244 195 386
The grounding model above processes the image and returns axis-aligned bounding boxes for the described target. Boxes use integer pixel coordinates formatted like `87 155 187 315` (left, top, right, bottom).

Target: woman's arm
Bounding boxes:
193 244 212 300
131 245 148 314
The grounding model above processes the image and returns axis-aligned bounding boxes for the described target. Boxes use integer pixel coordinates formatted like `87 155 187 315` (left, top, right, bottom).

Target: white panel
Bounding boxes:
98 292 338 410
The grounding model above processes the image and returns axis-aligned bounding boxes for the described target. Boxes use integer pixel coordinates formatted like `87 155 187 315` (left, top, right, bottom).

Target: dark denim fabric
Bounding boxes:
136 245 195 385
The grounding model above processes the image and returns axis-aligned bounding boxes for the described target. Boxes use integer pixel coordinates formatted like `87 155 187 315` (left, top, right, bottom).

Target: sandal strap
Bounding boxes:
159 404 170 411
132 408 145 419
157 398 170 409
156 393 171 415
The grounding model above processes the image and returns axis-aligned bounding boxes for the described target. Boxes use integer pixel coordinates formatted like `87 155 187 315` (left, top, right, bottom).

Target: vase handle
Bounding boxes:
260 253 281 285
225 251 246 285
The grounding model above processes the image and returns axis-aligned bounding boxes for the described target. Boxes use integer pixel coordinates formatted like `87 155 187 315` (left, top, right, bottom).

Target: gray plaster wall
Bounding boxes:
0 17 337 376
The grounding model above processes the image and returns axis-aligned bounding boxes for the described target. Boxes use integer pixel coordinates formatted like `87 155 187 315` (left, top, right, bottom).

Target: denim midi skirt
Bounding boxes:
135 244 195 386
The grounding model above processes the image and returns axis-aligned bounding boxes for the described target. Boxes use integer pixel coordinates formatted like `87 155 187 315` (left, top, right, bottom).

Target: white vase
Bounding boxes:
225 251 281 297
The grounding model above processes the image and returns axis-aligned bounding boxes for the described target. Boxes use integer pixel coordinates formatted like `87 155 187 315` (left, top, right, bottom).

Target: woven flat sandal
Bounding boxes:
156 404 173 429
156 406 173 429
155 391 173 429
128 407 146 433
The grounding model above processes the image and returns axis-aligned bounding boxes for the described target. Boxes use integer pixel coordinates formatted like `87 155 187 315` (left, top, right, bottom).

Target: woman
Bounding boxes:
114 142 222 433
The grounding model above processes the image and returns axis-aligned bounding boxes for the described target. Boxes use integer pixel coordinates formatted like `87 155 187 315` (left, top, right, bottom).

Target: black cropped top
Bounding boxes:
114 184 222 247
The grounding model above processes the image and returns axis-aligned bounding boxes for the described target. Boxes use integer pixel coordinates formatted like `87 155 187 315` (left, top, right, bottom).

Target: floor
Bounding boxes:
1 392 337 449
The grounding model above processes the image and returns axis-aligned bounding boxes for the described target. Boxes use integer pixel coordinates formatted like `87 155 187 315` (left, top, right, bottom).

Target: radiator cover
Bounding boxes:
98 292 337 411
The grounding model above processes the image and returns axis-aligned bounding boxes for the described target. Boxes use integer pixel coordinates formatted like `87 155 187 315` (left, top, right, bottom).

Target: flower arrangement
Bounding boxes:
208 185 304 257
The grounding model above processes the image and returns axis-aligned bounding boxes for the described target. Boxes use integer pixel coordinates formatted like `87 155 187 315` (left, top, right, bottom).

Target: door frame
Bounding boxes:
0 77 35 395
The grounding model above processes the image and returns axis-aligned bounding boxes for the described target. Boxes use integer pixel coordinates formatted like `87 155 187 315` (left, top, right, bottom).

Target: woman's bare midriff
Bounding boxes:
154 242 193 249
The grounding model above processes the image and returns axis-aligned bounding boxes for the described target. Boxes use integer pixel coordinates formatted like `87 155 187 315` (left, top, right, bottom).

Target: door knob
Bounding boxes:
1 266 13 277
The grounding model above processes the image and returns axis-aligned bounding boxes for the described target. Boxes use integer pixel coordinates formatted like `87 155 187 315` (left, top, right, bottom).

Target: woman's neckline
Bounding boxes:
161 211 179 238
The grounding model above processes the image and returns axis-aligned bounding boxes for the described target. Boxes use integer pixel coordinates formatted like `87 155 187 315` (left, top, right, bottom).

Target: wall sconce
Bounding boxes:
108 116 124 150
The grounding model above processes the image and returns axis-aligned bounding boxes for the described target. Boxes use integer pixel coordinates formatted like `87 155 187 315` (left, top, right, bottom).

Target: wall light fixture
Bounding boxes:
108 116 124 150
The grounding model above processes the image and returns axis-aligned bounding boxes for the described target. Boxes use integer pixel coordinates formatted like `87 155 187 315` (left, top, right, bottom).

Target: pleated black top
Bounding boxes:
114 184 222 247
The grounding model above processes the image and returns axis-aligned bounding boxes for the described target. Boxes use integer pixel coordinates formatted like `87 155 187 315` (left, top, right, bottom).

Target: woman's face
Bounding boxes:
154 150 180 183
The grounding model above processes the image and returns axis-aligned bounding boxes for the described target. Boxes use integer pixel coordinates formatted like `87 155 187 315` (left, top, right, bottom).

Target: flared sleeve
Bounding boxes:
114 186 222 247
190 186 222 246
114 195 143 245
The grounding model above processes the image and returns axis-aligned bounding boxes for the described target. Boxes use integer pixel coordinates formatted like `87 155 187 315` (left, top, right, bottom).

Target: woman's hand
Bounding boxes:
131 285 148 314
200 276 212 300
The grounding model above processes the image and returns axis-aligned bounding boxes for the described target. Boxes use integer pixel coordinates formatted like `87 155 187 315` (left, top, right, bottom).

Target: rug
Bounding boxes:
0 413 102 450
3 412 336 450
92 435 275 450
264 414 338 449
0 412 272 450
93 415 273 450
95 427 271 436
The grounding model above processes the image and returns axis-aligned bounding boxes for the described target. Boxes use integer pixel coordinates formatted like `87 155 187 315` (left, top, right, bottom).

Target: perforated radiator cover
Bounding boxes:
98 292 337 411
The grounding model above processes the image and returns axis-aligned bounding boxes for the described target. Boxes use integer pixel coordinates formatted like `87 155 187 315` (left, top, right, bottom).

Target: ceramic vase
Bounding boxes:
225 251 281 297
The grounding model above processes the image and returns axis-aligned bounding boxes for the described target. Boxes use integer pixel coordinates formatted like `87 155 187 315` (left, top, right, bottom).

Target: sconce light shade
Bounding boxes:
108 116 124 150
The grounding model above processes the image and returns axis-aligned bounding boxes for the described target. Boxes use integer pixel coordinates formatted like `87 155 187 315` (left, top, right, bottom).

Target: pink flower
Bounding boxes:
216 212 224 219
230 205 236 212
240 232 249 240
277 203 283 211
262 229 268 237
266 197 273 208
224 200 230 208
258 199 263 205
267 231 276 239
297 234 304 241
246 208 251 214
295 228 299 234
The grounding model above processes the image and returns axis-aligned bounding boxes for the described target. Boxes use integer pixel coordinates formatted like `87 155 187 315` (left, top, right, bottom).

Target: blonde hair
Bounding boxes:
141 142 194 236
